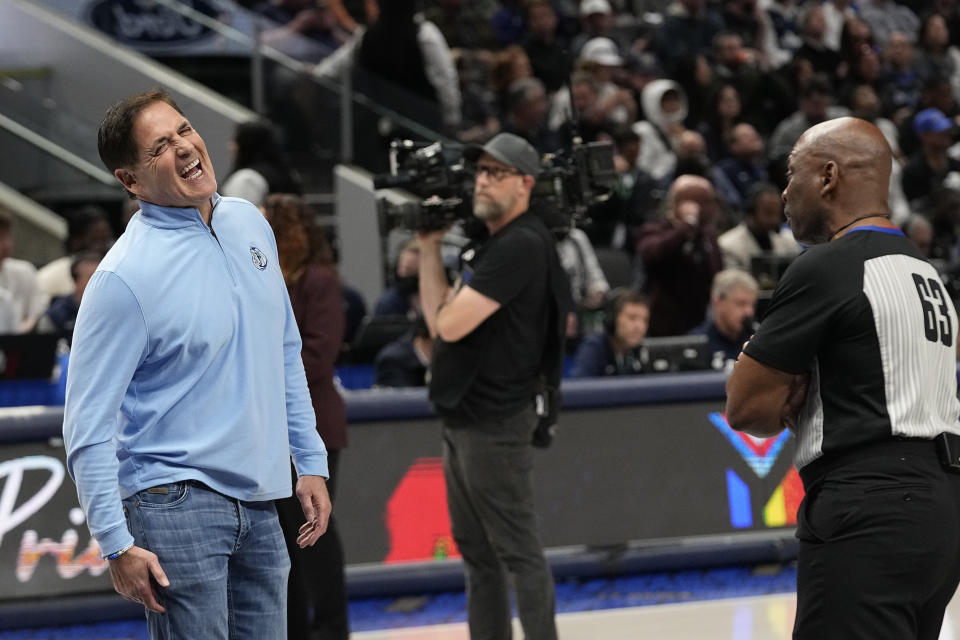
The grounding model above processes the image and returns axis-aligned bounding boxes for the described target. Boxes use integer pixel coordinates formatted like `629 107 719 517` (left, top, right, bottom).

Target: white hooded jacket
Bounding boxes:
631 79 689 181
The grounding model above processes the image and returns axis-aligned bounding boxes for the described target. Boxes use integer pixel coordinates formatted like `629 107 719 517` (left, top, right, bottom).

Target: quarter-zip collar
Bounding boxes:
137 193 222 229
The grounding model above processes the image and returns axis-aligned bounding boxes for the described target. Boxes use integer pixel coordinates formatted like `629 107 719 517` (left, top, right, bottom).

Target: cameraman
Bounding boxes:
417 133 563 640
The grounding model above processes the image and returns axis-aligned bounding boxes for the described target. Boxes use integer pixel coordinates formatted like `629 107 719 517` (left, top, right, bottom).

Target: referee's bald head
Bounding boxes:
784 117 893 243
792 117 892 199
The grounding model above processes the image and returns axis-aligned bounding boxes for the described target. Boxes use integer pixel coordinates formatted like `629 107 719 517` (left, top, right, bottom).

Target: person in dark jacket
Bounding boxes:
263 194 349 640
636 174 723 336
373 315 432 387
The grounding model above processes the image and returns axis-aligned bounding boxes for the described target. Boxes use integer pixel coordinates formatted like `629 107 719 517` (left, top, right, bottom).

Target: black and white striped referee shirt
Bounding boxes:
745 226 960 471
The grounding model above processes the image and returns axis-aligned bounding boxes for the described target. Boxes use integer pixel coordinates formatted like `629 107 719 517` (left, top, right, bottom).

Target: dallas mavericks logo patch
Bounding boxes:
250 245 268 270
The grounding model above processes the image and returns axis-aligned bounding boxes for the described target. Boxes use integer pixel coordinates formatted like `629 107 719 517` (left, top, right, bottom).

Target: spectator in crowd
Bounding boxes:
927 186 960 268
556 226 610 312
585 126 662 250
672 53 715 128
578 38 637 124
454 49 502 144
623 51 667 109
637 174 723 336
263 193 350 640
711 32 768 120
221 119 302 207
374 239 420 318
794 4 844 80
859 0 919 47
766 0 804 56
899 74 959 156
932 0 960 50
424 0 498 50
713 30 796 136
902 212 935 258
523 0 572 94
768 74 849 173
37 205 114 298
721 0 766 55
665 130 742 216
843 37 885 101
373 315 431 387
255 0 351 62
850 83 902 156
915 13 960 102
901 107 960 205
35 251 102 345
717 123 770 209
698 83 744 162
491 0 528 46
553 72 633 142
840 15 877 65
653 0 725 76
502 77 562 153
634 79 688 180
492 45 535 114
315 0 461 133
689 269 758 365
718 182 799 271
822 0 858 52
570 288 650 377
550 39 637 134
880 30 923 116
0 207 48 333
571 0 618 56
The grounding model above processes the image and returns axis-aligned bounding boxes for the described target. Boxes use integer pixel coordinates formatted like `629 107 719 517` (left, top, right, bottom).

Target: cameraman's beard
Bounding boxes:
474 194 509 221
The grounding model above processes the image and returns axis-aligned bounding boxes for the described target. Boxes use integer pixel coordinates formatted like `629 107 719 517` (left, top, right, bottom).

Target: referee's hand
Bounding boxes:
781 373 810 433
109 546 169 613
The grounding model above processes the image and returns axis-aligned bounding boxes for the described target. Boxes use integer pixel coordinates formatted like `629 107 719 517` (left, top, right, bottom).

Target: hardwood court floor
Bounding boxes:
353 591 960 640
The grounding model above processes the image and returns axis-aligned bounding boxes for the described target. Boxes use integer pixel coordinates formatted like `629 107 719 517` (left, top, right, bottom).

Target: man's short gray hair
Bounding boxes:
712 268 759 300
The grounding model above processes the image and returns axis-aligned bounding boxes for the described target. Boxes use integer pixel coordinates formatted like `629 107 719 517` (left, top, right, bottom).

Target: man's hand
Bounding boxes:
416 229 448 248
109 546 169 613
676 200 701 228
295 475 331 548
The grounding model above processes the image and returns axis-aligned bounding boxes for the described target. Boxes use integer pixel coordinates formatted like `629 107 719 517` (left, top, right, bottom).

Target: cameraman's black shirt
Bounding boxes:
439 212 550 424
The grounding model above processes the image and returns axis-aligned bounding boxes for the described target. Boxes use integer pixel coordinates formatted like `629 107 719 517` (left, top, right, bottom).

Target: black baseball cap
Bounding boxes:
463 133 542 178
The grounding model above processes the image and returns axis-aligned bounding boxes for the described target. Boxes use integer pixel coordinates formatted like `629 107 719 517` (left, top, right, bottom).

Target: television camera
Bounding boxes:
373 136 618 238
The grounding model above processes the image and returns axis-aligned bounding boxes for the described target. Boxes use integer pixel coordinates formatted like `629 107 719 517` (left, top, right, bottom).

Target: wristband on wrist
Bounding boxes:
105 542 134 560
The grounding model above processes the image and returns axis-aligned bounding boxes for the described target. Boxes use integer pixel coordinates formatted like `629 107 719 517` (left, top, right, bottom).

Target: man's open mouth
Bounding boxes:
179 158 204 181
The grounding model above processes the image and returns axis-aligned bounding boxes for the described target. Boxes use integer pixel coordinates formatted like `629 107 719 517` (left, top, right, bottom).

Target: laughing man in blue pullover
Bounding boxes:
62 89 331 639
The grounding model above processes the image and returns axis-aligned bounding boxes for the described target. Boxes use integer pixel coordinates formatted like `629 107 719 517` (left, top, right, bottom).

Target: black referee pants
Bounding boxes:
794 439 960 640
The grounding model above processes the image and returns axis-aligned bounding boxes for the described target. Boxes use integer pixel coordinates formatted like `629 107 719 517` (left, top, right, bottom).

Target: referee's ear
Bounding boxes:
819 160 839 199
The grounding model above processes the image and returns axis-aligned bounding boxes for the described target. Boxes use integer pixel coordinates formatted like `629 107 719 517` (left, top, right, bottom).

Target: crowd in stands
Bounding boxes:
235 0 960 384
10 0 960 386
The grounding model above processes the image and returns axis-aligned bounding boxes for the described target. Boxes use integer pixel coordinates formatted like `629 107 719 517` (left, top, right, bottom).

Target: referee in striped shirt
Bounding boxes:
727 117 960 640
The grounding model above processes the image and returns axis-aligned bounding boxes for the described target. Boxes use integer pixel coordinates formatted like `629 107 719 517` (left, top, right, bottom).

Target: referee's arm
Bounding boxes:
725 352 808 438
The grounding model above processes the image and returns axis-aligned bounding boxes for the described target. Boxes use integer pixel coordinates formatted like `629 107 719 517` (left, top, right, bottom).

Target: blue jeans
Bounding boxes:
122 481 290 640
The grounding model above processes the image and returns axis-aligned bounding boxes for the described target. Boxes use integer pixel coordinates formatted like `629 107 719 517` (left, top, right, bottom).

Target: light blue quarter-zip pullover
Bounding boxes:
63 194 328 557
